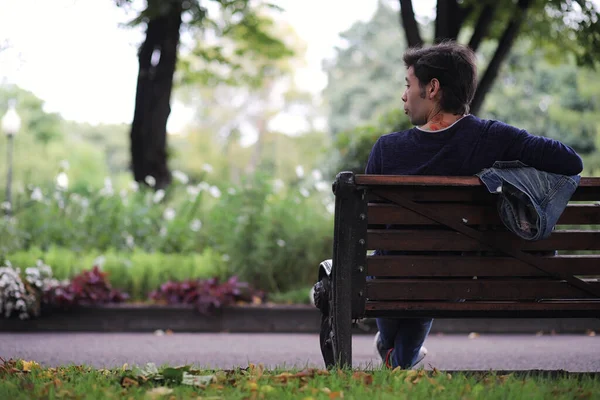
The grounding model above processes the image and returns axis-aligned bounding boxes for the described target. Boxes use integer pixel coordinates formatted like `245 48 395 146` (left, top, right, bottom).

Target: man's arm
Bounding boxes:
503 129 583 176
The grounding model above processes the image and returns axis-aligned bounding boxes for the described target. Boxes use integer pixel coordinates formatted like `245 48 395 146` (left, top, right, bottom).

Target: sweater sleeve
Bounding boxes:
503 129 583 176
365 137 383 174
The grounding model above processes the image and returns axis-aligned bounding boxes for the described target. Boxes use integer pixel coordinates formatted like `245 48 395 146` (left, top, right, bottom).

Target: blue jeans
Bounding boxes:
376 317 432 369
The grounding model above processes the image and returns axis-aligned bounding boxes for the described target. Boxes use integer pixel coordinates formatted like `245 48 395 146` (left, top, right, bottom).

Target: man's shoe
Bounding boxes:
413 346 428 367
373 331 428 368
373 331 388 363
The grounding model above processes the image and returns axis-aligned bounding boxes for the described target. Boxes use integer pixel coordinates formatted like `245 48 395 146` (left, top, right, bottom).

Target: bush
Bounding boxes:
327 108 411 176
149 276 265 315
4 247 222 301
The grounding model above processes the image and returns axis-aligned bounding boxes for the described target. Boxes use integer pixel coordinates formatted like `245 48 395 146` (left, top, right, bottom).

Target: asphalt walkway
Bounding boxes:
1 333 599 371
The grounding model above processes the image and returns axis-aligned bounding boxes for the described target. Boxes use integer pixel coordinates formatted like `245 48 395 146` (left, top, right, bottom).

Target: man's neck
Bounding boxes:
419 112 466 131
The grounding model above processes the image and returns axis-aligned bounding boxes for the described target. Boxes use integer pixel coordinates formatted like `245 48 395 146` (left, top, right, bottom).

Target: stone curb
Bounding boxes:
0 304 598 334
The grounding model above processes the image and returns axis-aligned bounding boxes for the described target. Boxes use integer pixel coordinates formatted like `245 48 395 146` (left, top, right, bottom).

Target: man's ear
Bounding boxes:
428 78 441 100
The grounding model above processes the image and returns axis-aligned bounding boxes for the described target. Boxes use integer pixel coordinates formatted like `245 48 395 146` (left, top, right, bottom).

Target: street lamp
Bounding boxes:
2 100 21 214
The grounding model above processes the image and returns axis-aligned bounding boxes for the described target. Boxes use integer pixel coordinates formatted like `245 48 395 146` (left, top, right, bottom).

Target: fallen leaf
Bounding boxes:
166 329 174 335
146 387 173 399
21 360 40 372
468 332 480 339
535 331 544 337
352 371 373 385
329 391 344 399
260 385 275 393
586 330 596 337
121 377 140 388
182 373 215 387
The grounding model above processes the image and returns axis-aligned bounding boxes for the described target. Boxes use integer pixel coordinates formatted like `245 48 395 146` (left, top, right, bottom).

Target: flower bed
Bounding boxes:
0 260 265 320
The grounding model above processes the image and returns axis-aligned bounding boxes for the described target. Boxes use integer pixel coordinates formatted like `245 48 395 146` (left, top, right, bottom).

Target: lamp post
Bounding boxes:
2 100 21 215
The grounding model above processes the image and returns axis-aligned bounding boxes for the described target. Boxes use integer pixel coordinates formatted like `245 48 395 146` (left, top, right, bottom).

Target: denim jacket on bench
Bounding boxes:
476 160 580 241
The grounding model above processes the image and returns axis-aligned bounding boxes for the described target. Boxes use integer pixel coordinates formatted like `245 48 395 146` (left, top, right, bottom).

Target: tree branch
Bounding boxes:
470 0 533 115
435 0 463 42
399 0 423 47
468 4 497 52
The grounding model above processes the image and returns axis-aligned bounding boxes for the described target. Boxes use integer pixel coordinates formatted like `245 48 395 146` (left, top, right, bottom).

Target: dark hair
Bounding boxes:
403 41 477 115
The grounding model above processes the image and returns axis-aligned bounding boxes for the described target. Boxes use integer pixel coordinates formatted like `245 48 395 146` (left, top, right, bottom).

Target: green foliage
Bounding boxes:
322 1 408 136
5 247 220 301
0 86 62 147
206 171 333 293
328 108 411 176
1 165 333 294
481 42 600 164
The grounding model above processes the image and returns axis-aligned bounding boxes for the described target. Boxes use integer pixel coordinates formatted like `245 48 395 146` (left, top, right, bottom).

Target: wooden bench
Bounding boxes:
313 171 600 368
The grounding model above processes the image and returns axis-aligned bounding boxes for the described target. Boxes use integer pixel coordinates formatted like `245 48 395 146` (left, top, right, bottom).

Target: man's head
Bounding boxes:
401 42 477 126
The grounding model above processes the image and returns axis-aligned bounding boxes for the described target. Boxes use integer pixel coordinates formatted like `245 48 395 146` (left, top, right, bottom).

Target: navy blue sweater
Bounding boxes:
365 115 583 176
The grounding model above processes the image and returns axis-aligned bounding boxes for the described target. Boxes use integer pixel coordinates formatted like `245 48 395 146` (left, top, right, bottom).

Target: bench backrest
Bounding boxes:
332 172 600 319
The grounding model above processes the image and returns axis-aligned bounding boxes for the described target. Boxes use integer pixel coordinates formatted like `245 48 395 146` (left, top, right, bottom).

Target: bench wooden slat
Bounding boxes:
364 301 600 318
366 255 600 277
356 175 600 188
367 186 600 203
366 279 600 300
368 203 600 226
368 229 600 251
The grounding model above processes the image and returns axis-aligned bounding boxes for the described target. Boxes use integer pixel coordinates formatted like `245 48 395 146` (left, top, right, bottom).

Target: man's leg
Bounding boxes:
391 318 433 369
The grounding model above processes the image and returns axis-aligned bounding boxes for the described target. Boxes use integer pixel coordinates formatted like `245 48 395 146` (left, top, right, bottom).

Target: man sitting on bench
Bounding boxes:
367 41 584 369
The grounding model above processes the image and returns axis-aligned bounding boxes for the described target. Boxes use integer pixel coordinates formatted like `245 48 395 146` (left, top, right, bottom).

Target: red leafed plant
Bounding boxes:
44 266 129 308
149 276 265 315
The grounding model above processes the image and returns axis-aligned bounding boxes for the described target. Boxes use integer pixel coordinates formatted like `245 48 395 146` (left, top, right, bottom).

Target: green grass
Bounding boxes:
1 360 598 400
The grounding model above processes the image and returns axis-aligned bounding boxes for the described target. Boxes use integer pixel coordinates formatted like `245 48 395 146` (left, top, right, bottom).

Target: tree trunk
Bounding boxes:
130 1 182 190
434 0 464 42
468 4 497 53
398 0 423 47
470 0 533 115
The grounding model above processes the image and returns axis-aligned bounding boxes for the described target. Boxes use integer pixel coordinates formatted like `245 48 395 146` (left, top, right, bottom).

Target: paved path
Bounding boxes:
1 333 599 371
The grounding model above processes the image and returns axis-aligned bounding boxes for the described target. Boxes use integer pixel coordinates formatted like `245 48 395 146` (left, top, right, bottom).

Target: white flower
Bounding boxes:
93 256 106 268
100 177 114 197
56 172 69 190
315 181 330 192
276 239 286 247
125 235 135 249
190 219 202 232
208 186 221 198
202 163 214 173
197 182 210 191
59 160 70 171
129 181 139 192
172 170 189 185
187 185 200 198
273 179 284 192
1 202 11 212
326 202 335 214
30 188 43 202
222 254 231 262
163 207 176 221
300 188 310 198
295 165 304 178
145 175 156 188
311 170 323 181
153 189 165 204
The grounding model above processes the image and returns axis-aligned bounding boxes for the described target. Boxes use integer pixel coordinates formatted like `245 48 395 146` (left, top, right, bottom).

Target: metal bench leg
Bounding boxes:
331 262 352 368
